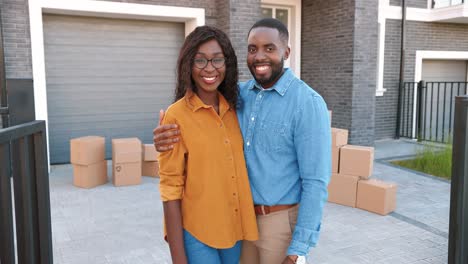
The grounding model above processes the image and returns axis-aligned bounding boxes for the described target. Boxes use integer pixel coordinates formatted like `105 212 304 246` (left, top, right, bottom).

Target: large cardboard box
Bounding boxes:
339 145 374 178
357 179 397 215
112 138 142 186
70 136 105 165
142 161 159 177
328 173 359 207
331 128 348 147
332 146 340 173
142 144 159 161
73 160 108 188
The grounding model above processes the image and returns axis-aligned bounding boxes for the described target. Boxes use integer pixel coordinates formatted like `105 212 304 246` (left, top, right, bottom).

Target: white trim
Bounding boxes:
29 0 205 167
377 0 389 96
411 50 468 137
261 0 301 78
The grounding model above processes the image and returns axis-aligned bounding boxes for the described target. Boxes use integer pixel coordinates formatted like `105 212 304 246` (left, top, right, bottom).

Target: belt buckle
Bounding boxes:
260 205 270 215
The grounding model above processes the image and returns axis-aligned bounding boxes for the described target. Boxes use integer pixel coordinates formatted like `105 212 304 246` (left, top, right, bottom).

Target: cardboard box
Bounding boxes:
339 145 374 178
73 160 108 188
113 162 142 186
328 173 359 207
142 161 159 177
332 146 340 173
357 179 397 215
112 138 142 163
112 138 142 186
70 136 105 165
142 144 159 161
331 128 348 147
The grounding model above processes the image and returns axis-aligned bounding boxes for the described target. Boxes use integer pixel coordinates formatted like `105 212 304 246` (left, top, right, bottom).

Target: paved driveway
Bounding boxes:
49 139 450 264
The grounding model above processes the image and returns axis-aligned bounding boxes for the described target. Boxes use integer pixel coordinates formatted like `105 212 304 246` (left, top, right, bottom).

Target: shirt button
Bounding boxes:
225 139 229 144
233 193 236 196
251 117 255 121
235 209 238 212
259 94 263 98
246 142 250 146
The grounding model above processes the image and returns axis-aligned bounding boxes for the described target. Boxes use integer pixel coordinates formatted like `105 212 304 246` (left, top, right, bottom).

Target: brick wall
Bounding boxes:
217 0 261 81
375 19 468 139
302 0 378 146
390 0 428 8
0 0 32 79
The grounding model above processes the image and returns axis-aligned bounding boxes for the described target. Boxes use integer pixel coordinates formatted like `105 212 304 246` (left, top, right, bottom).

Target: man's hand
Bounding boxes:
153 109 180 152
282 256 297 264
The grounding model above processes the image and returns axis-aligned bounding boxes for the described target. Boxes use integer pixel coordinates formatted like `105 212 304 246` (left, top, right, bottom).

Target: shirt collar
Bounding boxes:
184 89 230 117
248 68 295 96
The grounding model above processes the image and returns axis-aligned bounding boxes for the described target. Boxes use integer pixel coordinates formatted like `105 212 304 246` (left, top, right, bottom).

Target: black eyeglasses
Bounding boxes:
193 57 226 69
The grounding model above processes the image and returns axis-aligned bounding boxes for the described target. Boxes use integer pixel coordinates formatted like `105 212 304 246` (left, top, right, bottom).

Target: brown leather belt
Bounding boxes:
254 204 297 215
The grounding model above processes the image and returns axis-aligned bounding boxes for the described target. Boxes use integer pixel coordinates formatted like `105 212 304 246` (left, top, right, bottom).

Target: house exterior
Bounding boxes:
4 0 466 163
377 0 468 140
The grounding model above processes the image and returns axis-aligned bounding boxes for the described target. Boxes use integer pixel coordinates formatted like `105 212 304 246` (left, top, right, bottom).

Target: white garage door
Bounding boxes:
419 60 468 142
422 60 467 82
43 14 184 163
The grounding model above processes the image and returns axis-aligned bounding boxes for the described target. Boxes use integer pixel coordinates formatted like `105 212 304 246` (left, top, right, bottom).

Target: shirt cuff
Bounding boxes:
159 185 183 201
287 225 321 256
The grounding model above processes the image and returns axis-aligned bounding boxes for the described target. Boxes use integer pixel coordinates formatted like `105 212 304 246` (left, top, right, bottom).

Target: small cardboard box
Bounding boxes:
332 146 340 173
112 138 142 186
357 179 397 215
70 136 105 165
339 145 374 178
142 161 159 177
73 160 108 188
113 162 142 186
328 173 359 207
331 128 348 147
142 144 159 161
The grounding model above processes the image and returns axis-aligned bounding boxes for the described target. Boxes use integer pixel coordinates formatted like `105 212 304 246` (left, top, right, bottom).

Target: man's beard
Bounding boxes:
249 57 284 87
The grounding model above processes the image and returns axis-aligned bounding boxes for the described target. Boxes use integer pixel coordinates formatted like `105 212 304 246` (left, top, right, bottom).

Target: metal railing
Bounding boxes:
448 95 468 264
397 81 468 143
0 120 53 264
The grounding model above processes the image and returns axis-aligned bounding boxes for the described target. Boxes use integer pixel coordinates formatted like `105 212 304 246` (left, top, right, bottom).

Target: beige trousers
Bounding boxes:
240 205 299 264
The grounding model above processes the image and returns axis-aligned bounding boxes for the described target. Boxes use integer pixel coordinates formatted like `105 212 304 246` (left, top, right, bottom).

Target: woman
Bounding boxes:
158 26 258 264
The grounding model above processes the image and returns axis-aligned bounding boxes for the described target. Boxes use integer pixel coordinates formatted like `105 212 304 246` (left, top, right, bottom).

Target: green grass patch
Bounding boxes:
391 143 452 180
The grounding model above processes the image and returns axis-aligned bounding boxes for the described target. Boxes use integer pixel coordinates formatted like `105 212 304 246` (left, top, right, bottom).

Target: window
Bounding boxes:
261 6 292 68
432 0 464 8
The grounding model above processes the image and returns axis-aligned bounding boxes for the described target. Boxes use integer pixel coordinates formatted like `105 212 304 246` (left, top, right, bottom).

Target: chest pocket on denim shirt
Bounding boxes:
256 119 288 153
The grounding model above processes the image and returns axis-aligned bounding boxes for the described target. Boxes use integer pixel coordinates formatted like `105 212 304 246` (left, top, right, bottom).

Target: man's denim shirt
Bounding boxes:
237 68 332 256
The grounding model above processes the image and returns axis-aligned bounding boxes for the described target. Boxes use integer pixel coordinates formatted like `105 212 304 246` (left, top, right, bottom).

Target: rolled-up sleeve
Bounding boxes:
157 112 188 201
287 94 331 256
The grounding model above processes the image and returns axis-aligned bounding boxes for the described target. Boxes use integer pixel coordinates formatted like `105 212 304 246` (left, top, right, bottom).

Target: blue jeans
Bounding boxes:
183 229 242 264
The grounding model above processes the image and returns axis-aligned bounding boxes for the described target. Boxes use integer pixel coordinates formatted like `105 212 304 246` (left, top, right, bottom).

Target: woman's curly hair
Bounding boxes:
174 26 239 108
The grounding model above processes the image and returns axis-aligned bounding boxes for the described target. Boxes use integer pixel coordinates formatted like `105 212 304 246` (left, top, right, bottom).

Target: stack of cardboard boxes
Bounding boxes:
70 137 160 188
329 115 397 216
142 144 159 177
70 136 108 188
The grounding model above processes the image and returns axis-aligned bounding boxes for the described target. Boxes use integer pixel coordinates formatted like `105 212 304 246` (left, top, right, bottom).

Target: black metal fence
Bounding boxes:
0 120 53 264
448 95 468 264
397 81 468 143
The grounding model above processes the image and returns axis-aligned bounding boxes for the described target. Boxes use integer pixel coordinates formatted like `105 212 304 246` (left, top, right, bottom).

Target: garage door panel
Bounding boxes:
44 14 184 163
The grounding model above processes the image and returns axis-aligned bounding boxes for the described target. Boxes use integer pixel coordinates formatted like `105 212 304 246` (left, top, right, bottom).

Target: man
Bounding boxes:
154 18 331 264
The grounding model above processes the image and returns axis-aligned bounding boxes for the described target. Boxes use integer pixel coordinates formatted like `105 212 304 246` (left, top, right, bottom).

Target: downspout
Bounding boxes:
0 7 9 128
395 0 406 138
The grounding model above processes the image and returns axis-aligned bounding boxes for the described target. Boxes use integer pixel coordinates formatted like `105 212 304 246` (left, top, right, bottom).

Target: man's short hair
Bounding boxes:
248 18 289 45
